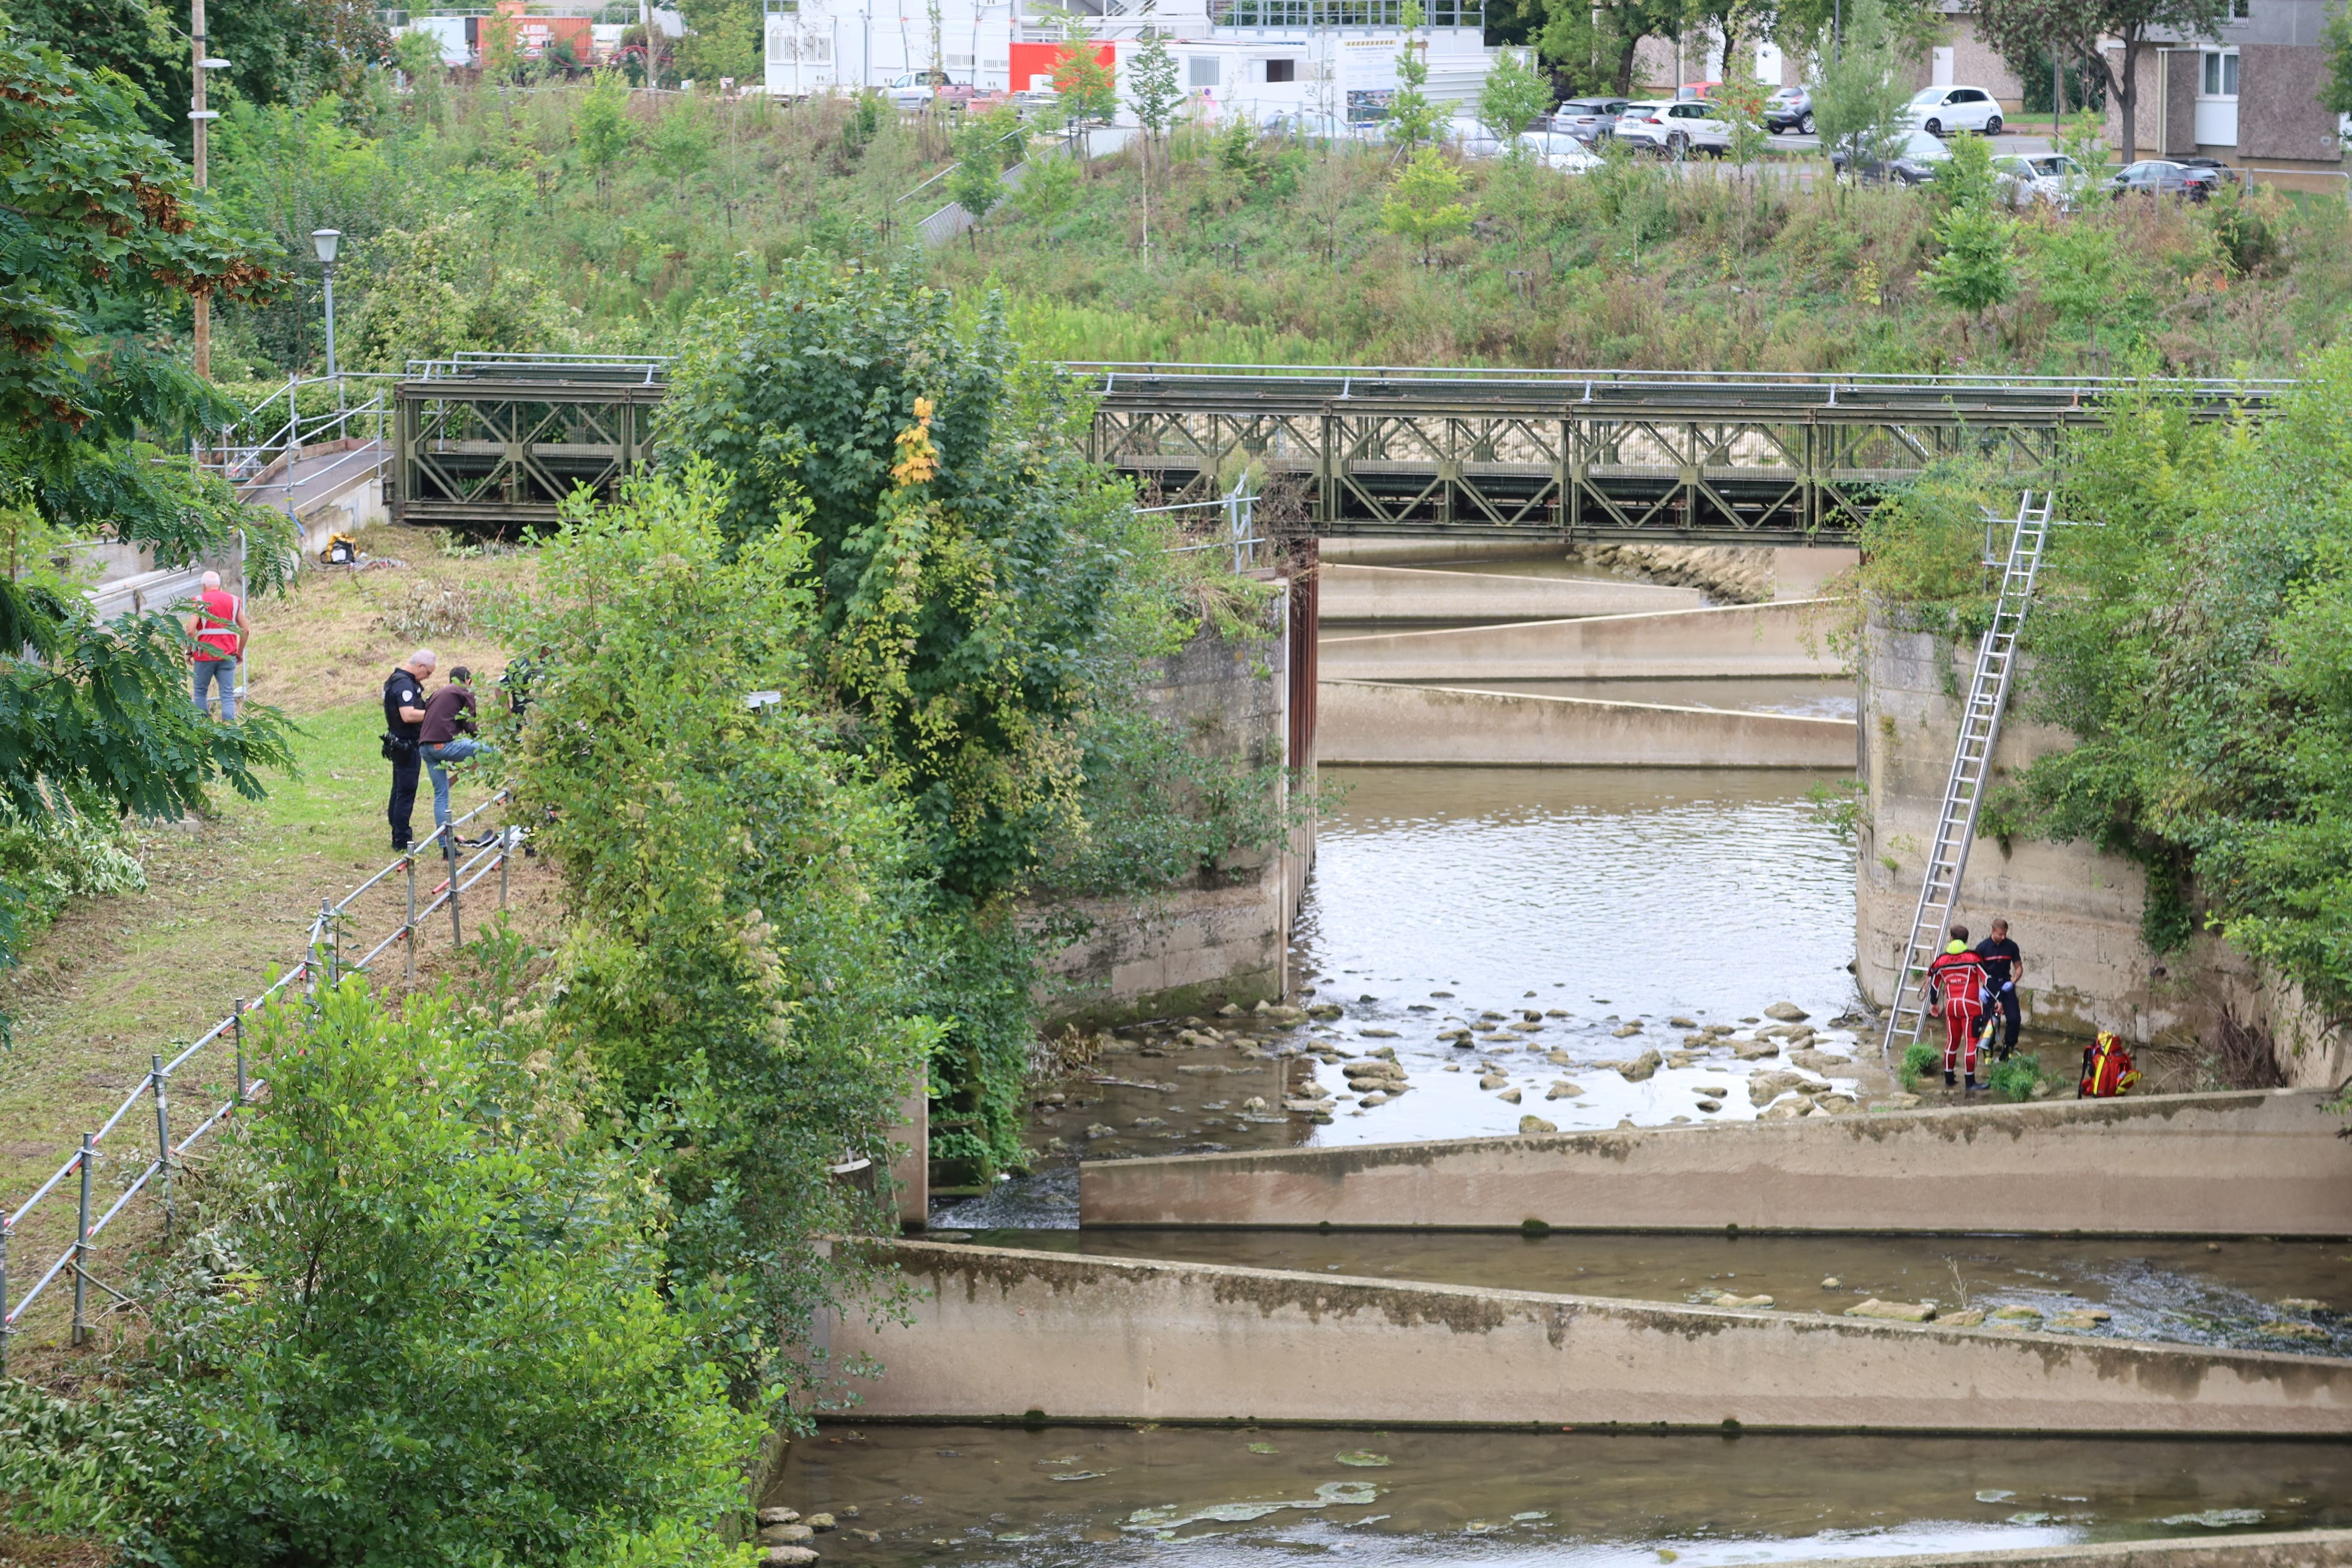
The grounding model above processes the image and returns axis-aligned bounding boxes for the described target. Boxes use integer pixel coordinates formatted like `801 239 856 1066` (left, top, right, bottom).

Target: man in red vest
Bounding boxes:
1925 923 1992 1092
187 570 251 722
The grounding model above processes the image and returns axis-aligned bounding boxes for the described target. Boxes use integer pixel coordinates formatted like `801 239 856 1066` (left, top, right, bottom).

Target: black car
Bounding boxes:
2103 159 2225 202
1546 96 1631 144
1828 127 1949 186
1763 85 1813 135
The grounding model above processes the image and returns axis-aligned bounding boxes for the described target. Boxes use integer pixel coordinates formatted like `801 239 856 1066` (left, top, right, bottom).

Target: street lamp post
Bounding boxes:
311 228 341 395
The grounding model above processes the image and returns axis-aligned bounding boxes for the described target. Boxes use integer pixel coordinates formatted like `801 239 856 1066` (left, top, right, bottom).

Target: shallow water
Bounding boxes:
765 1425 2352 1566
953 1229 2352 1358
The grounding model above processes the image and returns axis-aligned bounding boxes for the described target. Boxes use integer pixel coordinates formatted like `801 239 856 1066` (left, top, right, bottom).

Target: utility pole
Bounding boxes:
190 0 214 378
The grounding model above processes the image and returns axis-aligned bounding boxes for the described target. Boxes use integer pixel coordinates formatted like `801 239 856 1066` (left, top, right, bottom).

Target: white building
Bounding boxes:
762 0 1496 124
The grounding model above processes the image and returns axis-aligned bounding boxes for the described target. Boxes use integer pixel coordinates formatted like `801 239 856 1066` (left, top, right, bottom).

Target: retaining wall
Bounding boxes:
1320 600 1842 682
826 1239 2352 1433
1319 563 1708 623
1319 679 1855 768
1040 609 1309 1024
1077 1089 2352 1236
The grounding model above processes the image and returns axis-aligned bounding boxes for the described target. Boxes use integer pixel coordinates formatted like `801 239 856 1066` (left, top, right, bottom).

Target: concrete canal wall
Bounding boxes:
1319 564 1709 623
1856 614 2352 1085
1078 1090 2352 1236
1319 679 1855 768
1770 1536 2352 1568
1320 600 1842 683
828 1240 2352 1433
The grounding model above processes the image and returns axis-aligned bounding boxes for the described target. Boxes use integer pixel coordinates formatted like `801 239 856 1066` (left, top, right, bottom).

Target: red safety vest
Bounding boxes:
191 587 242 661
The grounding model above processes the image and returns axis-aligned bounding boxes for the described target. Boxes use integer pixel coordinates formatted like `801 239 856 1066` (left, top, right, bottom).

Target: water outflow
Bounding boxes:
766 1425 2352 1566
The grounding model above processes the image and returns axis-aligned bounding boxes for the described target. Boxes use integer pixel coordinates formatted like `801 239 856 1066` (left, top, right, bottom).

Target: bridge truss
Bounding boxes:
392 354 668 527
1081 366 2273 545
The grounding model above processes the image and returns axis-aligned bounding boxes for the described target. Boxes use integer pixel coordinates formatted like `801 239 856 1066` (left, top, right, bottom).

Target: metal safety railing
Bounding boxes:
1879 492 2053 1061
0 790 524 1370
201 372 400 497
1146 474 1263 572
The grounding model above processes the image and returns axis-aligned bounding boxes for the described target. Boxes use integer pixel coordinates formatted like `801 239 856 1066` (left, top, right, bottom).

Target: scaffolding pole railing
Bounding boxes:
0 789 524 1370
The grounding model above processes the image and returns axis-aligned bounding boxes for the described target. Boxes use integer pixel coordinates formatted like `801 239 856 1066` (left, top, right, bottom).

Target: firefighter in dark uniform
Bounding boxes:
1974 918 2025 1060
382 648 436 852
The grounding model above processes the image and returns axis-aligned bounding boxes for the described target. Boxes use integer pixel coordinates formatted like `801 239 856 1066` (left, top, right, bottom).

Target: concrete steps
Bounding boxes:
1319 563 1709 623
1319 679 1855 768
1320 599 1843 683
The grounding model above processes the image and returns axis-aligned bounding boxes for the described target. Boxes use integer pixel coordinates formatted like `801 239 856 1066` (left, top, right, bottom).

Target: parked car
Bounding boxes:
1617 98 1730 157
1991 151 2082 208
882 69 974 111
1903 84 2004 136
1763 85 1813 135
1514 129 1605 172
1546 96 1631 144
1262 109 1358 144
2103 159 2225 202
1829 126 1952 185
1446 112 1508 158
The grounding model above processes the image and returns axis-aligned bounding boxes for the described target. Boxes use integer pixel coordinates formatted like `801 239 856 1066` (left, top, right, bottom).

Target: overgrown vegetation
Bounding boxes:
185 72 2352 390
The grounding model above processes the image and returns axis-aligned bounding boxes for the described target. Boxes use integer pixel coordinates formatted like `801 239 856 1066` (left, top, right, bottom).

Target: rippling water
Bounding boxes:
1300 766 1858 1026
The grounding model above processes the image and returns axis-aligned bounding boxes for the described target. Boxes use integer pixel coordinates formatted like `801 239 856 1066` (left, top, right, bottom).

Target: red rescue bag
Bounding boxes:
2078 1031 2140 1098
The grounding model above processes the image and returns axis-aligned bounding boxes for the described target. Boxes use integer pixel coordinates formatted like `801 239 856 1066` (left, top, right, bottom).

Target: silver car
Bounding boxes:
1991 151 2083 208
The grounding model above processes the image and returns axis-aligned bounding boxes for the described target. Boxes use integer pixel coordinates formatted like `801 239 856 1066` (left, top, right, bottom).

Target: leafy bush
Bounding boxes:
1900 1040 1942 1084
1986 1054 2045 1101
0 980 763 1566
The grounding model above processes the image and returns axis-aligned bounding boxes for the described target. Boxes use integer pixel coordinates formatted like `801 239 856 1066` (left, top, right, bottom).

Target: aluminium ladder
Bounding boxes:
1879 491 2056 1059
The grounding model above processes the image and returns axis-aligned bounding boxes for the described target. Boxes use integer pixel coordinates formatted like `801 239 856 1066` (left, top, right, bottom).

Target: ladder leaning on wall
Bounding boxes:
1879 490 2057 1061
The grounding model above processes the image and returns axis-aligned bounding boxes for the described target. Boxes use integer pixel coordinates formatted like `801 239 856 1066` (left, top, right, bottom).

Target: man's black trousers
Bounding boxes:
1993 984 2022 1053
388 752 420 850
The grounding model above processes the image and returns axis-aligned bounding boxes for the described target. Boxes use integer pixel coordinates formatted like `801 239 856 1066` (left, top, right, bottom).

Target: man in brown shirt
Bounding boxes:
418 665 486 840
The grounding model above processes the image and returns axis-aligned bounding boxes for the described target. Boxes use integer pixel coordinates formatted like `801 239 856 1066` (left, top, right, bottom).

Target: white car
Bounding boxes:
1991 151 2083 208
1446 113 1509 159
1615 98 1731 157
1513 130 1603 171
880 69 968 111
1904 84 2004 137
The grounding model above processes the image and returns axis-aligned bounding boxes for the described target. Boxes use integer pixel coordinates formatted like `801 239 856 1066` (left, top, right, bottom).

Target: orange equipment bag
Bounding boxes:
2078 1031 2141 1098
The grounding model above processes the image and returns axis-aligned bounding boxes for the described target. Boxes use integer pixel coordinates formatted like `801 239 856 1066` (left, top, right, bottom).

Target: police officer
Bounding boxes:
1974 918 2025 1061
383 647 436 852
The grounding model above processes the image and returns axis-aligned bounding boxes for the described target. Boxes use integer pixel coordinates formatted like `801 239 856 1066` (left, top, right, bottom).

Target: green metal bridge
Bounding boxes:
391 356 2277 543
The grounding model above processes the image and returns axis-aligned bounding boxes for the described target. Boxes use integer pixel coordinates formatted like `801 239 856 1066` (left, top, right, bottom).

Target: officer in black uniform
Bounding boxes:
382 648 437 852
1974 917 2026 1060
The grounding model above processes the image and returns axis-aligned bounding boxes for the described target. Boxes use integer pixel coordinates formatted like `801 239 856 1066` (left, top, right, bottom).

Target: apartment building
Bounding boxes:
2106 0 2343 167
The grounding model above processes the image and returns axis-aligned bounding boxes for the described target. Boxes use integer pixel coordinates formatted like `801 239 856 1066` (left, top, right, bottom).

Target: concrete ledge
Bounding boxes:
1319 563 1709 622
1769 1534 2352 1568
1078 1090 2352 1236
1319 678 1856 768
1320 598 1842 681
831 1241 2352 1433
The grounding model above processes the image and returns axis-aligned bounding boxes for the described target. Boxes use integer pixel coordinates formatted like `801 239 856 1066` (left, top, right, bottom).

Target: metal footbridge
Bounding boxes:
363 357 2276 541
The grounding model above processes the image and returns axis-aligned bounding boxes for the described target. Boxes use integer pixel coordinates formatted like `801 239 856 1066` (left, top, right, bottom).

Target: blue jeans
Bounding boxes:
192 659 238 722
420 738 485 832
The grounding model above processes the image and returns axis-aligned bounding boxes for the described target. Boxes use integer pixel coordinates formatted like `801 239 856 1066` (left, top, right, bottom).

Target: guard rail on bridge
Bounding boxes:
374 356 2281 541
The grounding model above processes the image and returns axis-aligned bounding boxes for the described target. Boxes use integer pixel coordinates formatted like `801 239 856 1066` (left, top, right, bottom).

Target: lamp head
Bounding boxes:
311 228 341 265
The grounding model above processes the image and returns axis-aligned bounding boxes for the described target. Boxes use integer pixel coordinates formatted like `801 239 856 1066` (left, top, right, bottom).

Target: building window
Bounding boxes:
2201 48 2239 97
1266 57 1295 82
1188 56 1220 88
2232 0 2249 16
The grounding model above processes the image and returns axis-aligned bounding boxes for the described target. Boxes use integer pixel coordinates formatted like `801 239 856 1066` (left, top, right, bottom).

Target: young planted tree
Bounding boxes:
646 93 714 204
946 116 1006 238
1537 0 1685 97
1386 0 1444 154
1126 4 1182 260
1052 15 1119 174
1975 0 2232 164
1811 0 1914 190
1922 205 2020 351
1382 145 1473 262
1478 46 1552 155
572 68 632 202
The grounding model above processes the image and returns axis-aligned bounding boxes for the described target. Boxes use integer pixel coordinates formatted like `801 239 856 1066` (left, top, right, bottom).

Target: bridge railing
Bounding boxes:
1068 361 2292 400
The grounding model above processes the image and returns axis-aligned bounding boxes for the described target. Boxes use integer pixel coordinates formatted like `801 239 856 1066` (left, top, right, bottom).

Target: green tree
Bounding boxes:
678 0 764 81
1478 46 1552 154
2327 0 2352 116
1382 145 1473 261
1386 0 1444 153
1019 144 1079 224
1975 0 2233 163
9 981 767 1564
1537 0 1683 97
646 93 715 203
655 257 1192 1174
948 108 1015 235
2026 222 2147 354
1127 4 1183 169
1812 0 1914 188
575 68 634 201
344 213 579 371
1051 15 1119 172
0 32 296 1019
1921 202 2019 349
509 464 938 1402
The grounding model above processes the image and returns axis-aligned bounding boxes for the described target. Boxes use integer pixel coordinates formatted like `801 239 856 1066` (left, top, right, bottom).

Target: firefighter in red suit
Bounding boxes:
1925 924 1992 1092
